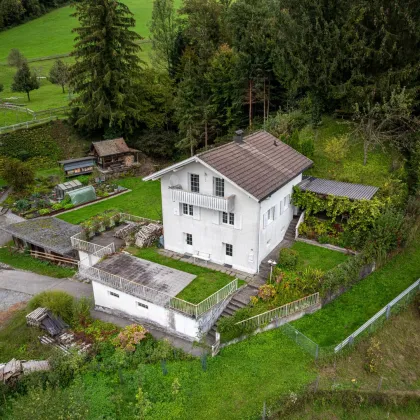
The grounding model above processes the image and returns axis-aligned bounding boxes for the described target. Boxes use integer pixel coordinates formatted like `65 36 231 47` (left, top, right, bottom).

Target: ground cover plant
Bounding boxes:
128 246 241 303
58 177 162 224
0 243 76 278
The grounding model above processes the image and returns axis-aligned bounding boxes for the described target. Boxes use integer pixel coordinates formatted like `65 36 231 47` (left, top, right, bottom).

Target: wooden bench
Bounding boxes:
193 251 211 265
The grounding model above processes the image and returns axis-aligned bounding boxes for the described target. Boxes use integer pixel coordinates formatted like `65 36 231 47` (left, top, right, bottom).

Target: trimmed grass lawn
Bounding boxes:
302 116 394 187
294 239 420 346
0 308 55 362
58 177 162 224
289 241 349 273
0 245 75 278
128 246 244 303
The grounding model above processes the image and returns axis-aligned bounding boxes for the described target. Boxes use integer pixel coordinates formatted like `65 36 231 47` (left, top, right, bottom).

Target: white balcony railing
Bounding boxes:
170 188 235 212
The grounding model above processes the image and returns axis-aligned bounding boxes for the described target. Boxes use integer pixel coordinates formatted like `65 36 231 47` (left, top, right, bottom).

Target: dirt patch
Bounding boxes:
0 301 27 326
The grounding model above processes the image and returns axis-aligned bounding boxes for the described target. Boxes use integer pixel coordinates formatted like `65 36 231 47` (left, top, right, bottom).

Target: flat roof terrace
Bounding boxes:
94 253 196 297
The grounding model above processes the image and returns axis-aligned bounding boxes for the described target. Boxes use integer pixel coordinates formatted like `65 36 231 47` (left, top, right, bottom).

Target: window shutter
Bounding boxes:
279 201 283 215
193 206 201 220
263 212 268 228
212 210 220 224
273 205 277 220
234 213 242 230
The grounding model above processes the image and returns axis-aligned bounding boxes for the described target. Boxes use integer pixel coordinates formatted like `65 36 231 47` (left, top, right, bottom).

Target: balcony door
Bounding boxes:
224 243 233 266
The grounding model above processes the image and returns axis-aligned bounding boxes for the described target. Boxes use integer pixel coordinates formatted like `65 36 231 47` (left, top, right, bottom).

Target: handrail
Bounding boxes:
295 210 305 239
234 292 320 330
334 279 420 352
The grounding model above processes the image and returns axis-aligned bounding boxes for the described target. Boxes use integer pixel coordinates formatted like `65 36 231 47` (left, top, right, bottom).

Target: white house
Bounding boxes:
144 130 313 274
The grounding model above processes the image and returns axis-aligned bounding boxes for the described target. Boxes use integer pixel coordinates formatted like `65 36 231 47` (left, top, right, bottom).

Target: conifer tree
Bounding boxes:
70 0 143 132
11 61 39 101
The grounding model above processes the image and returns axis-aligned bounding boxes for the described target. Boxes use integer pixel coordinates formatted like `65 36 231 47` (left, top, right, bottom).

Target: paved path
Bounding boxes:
0 269 202 356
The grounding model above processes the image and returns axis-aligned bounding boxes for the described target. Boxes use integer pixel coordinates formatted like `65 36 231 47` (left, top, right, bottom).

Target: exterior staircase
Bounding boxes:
206 211 302 343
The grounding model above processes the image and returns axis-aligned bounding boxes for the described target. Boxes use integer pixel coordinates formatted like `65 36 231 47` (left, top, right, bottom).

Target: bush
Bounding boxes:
14 199 31 212
257 284 277 301
113 324 148 352
77 175 91 185
72 296 93 327
278 248 299 269
28 291 75 324
324 135 349 163
2 158 35 191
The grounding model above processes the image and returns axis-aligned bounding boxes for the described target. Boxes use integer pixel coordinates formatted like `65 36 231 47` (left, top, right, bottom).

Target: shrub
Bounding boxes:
28 291 75 324
257 284 277 301
2 158 35 191
38 208 51 216
113 324 148 352
72 296 94 327
15 199 31 212
324 135 349 163
77 175 91 185
52 203 64 211
278 248 299 269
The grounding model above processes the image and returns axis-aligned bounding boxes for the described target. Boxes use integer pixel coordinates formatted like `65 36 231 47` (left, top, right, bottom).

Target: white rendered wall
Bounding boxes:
92 281 201 339
78 250 101 267
258 174 302 267
161 161 260 273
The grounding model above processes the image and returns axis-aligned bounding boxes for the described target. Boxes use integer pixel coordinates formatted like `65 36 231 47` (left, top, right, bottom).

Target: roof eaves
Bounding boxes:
142 157 198 181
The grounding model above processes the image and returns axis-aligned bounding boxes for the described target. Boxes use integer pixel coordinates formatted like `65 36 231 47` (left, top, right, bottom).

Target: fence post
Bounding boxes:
315 344 319 360
386 305 391 319
348 335 354 346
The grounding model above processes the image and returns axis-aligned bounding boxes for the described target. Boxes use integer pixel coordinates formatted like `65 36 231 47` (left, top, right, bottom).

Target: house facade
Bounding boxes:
144 131 313 274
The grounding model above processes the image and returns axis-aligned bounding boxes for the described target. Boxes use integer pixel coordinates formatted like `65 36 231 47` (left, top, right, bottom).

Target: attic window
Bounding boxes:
214 177 224 197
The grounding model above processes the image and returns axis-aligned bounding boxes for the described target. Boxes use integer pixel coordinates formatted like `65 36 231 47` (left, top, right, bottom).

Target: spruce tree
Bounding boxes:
11 61 39 101
70 0 143 132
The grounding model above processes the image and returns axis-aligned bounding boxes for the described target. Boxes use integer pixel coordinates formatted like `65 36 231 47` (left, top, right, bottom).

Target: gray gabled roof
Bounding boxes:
298 176 379 200
144 131 313 201
91 138 138 157
1 217 81 255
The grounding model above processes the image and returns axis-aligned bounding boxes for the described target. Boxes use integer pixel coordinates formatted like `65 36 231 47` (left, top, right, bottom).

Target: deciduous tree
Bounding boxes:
49 59 70 93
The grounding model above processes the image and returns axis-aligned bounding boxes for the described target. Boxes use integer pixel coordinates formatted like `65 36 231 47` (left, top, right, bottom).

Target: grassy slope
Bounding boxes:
294 239 420 346
303 116 394 187
58 177 162 224
128 246 242 303
0 245 76 278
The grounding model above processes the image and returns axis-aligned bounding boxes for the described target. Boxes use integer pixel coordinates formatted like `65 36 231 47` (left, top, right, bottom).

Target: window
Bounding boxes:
186 233 193 246
137 301 148 309
190 174 200 193
284 194 290 210
263 206 276 228
109 291 119 298
226 243 233 256
182 203 194 216
222 212 235 225
214 177 225 197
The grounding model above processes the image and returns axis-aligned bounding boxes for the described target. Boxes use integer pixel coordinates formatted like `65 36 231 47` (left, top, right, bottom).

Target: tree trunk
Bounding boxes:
62 84 65 94
249 79 253 129
263 78 266 124
27 91 30 101
363 138 368 166
204 120 208 150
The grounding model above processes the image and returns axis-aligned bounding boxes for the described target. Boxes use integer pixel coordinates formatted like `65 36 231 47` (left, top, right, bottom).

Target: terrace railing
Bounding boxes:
119 213 160 224
170 188 235 213
71 232 114 255
334 279 420 353
79 262 239 318
234 292 320 331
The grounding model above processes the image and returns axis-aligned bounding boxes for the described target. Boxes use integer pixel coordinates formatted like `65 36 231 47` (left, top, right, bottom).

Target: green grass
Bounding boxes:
302 116 394 187
294 239 420 346
58 177 162 224
0 245 75 278
0 178 7 187
0 308 55 362
128 246 243 303
290 241 349 273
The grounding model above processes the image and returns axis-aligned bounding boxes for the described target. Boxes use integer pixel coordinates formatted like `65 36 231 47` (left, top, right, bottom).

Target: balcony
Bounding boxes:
170 187 235 212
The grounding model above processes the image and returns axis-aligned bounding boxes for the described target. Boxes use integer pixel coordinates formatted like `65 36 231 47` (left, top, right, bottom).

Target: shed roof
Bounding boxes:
144 131 313 201
56 179 83 191
95 253 196 298
91 138 138 157
58 157 95 165
1 217 81 255
298 176 379 200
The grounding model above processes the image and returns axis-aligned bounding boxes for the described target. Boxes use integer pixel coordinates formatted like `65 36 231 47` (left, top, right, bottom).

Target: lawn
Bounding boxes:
58 177 162 224
0 244 75 278
293 239 420 346
128 246 242 303
0 308 55 362
302 116 394 187
288 241 349 273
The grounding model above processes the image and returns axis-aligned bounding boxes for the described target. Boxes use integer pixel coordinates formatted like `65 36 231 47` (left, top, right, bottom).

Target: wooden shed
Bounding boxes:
58 157 96 177
90 138 139 171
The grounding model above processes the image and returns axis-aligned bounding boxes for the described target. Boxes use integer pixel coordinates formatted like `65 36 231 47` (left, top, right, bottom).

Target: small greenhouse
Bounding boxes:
54 180 83 201
66 185 97 206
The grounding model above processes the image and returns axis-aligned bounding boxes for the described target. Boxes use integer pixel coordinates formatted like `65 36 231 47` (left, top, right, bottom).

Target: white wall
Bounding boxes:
78 250 101 267
258 174 302 266
92 281 201 340
161 161 261 273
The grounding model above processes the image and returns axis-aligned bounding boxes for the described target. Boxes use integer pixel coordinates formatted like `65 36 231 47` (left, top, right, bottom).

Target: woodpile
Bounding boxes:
135 223 163 248
39 332 91 354
0 359 50 383
26 307 68 336
113 222 142 240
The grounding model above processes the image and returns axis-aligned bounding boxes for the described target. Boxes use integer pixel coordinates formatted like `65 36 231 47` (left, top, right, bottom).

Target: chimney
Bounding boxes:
234 129 244 144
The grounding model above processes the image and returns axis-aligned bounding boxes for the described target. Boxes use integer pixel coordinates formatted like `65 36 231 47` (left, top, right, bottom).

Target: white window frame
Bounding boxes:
182 203 194 216
213 177 225 197
137 301 149 309
267 206 276 224
109 291 119 298
186 233 193 246
190 173 200 193
284 194 290 210
222 211 235 226
225 243 233 256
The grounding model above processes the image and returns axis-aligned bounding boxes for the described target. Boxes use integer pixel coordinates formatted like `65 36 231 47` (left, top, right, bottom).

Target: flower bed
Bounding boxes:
80 209 123 239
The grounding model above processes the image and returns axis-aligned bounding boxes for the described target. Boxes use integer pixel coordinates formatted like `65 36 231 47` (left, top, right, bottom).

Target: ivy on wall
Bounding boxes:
292 187 385 231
